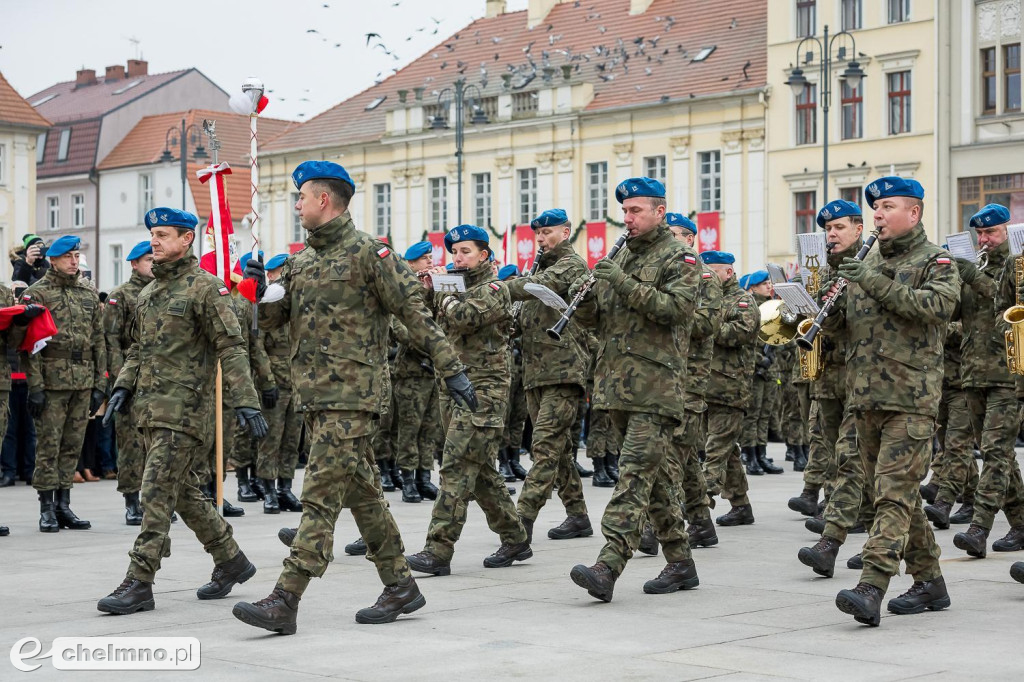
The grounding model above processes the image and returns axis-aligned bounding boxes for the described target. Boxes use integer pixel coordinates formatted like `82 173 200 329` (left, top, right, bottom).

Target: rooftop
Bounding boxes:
0 71 51 130
27 67 195 124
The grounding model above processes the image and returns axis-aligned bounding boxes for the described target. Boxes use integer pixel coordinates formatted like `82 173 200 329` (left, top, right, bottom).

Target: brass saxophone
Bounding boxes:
797 256 825 380
1004 253 1024 375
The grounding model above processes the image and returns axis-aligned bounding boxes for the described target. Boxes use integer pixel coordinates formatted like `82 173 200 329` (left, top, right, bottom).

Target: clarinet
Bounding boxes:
509 247 545 333
547 233 628 341
796 229 880 351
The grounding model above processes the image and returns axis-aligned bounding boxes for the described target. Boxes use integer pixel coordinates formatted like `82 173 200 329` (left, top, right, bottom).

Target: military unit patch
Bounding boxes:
108 298 118 305
218 287 230 296
683 254 697 265
702 272 712 279
489 282 501 291
935 257 951 265
377 246 391 258
738 301 749 308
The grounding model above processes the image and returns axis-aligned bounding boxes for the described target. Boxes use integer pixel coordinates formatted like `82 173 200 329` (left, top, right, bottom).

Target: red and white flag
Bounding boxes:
197 162 236 288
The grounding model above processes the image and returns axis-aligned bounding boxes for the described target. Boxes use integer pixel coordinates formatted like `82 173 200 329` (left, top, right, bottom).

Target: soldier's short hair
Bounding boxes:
649 197 667 211
309 178 354 209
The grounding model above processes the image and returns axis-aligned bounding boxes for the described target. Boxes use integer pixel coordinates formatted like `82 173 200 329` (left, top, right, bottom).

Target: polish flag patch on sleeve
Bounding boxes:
21 294 30 301
377 246 391 258
108 298 118 305
218 287 230 296
702 272 712 279
489 282 501 291
935 257 951 265
738 301 749 308
683 254 697 265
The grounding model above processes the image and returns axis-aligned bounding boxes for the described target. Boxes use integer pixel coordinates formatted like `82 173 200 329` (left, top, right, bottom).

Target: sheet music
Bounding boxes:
1008 224 1024 257
766 263 788 284
796 233 828 281
524 283 567 311
431 273 467 293
945 232 977 262
773 282 820 316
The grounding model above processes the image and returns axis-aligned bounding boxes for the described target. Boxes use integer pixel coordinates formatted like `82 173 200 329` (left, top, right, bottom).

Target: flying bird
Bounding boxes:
365 33 381 45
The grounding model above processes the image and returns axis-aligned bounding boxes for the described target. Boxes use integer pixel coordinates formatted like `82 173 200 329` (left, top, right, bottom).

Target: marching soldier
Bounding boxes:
501 266 530 483
97 207 268 615
567 177 701 602
234 161 475 633
744 271 784 475
831 177 957 626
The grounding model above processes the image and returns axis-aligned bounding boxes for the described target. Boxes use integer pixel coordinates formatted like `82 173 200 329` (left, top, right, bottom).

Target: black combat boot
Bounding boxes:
716 504 755 526
949 502 974 524
570 562 616 602
547 515 594 540
992 525 1024 552
887 576 951 615
784 443 797 462
953 523 989 558
788 485 820 516
38 490 58 533
236 466 257 502
262 479 280 514
520 516 534 544
401 469 422 503
847 553 863 569
924 500 952 530
798 536 842 578
805 512 825 535
249 475 266 501
638 523 659 555
744 446 763 476
232 587 299 635
1011 562 1024 583
345 537 367 556
498 448 517 482
197 551 257 599
55 489 90 529
591 457 615 487
378 460 395 492
221 498 245 517
483 540 533 567
793 444 808 472
920 481 938 505
355 577 426 624
643 559 699 594
755 444 783 474
687 518 719 547
574 450 593 478
406 551 451 576
278 527 296 547
416 469 439 500
836 582 883 626
277 479 303 512
124 492 143 526
97 578 155 614
604 453 620 482
508 450 528 480
390 460 404 487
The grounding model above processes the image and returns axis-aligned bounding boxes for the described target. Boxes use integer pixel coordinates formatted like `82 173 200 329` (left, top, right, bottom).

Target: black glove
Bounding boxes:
235 407 269 439
102 387 132 427
261 386 279 409
388 345 399 362
12 304 45 326
955 258 980 285
243 258 268 301
444 371 479 412
27 391 46 419
89 389 107 414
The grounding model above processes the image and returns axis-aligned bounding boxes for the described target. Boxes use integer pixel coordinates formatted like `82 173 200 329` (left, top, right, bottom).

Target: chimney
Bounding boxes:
75 68 97 87
105 64 126 81
528 0 570 28
630 0 655 14
485 0 506 18
127 59 148 78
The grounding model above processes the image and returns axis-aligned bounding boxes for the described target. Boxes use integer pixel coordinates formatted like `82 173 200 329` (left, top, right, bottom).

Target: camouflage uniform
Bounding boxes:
0 286 14 460
258 212 462 595
225 294 274 474
504 239 590 522
573 224 700 575
391 313 440 472
256 318 304 480
931 323 978 507
826 224 958 591
502 341 528 453
113 253 260 582
21 268 106 492
745 295 780 449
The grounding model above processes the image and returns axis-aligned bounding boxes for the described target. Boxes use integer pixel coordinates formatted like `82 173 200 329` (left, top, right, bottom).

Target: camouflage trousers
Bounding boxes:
823 405 874 543
256 389 303 480
503 370 528 451
31 389 91 491
933 387 979 507
856 410 942 592
597 410 690 576
676 409 711 522
127 427 240 583
787 382 811 445
393 371 441 471
742 378 775 446
278 410 410 596
587 407 622 458
423 395 526 561
115 408 146 494
704 404 750 506
197 404 247 483
517 385 587 522
806 397 840 492
966 387 1024 530
371 377 396 462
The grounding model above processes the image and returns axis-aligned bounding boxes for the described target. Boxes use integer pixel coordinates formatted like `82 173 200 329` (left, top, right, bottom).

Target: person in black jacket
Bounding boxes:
11 235 50 286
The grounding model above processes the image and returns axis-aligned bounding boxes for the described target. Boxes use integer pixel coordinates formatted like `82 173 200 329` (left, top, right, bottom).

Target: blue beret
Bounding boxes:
666 212 697 234
531 209 569 229
292 160 356 192
615 176 666 203
747 270 770 287
445 262 455 271
738 273 750 290
865 176 924 205
144 207 199 231
498 264 519 280
404 241 433 261
238 251 264 271
700 250 735 265
443 224 489 253
48 235 81 257
970 203 1011 229
816 199 862 228
265 253 288 270
126 240 153 262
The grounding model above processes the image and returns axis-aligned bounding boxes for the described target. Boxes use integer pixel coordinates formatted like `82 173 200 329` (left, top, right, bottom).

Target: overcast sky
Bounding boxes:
0 0 530 121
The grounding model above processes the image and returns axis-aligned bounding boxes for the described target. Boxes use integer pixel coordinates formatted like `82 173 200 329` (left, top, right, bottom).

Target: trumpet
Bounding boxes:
977 245 991 271
547 233 628 341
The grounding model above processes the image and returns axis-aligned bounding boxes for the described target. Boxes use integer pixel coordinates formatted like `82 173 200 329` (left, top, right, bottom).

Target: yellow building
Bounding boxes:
259 0 771 272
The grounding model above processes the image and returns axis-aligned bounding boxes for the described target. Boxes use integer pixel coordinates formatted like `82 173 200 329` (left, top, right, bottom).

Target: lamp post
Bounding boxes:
160 118 209 210
784 24 865 198
431 78 489 224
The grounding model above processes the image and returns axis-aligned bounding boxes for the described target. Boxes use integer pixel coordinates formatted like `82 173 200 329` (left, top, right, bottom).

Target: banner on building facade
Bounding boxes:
514 224 536 271
696 212 721 253
427 231 446 265
585 222 607 268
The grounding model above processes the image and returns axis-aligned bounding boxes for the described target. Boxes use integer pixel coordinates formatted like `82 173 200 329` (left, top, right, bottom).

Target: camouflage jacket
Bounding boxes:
960 240 1012 389
259 212 462 417
751 292 780 382
505 239 590 391
21 268 106 394
113 253 259 443
230 291 275 392
684 263 723 411
942 322 964 390
261 315 293 390
0 285 13 391
392 290 436 380
827 224 960 417
811 239 862 401
104 271 153 383
706 275 758 409
574 224 699 420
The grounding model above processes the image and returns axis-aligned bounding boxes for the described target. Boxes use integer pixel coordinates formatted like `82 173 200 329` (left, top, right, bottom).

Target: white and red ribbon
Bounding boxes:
197 162 235 288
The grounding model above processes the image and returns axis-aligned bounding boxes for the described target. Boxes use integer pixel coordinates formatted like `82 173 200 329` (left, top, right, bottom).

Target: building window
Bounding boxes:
473 172 491 227
586 162 608 221
47 196 60 230
796 83 817 145
958 173 1024 229
887 0 910 24
72 193 85 229
698 151 721 212
796 0 816 38
110 244 123 286
373 183 391 238
36 132 46 164
518 168 537 224
841 0 861 31
57 128 71 162
841 80 863 140
794 191 816 236
839 186 862 209
139 173 154 214
643 155 666 184
1006 44 1021 112
982 47 998 114
887 71 912 134
429 177 447 231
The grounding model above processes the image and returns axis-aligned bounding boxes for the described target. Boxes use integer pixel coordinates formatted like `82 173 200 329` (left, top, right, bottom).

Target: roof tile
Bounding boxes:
0 71 51 130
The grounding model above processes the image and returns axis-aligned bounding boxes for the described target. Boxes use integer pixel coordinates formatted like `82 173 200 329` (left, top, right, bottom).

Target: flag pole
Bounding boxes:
244 77 264 337
203 119 226 516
